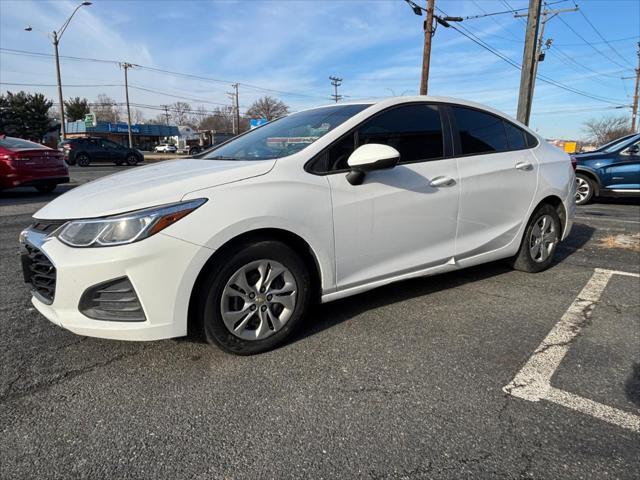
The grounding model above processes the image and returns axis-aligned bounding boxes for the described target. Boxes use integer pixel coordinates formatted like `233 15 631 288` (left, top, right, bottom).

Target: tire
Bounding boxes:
35 183 57 194
575 173 595 205
197 240 312 355
510 203 561 273
65 159 76 166
76 153 90 167
125 154 138 166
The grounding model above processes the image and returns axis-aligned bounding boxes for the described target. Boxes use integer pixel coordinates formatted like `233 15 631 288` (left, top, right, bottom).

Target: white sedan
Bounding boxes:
20 96 575 355
154 143 177 153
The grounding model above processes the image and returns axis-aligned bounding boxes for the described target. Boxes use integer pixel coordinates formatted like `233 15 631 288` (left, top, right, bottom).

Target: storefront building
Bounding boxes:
65 121 179 151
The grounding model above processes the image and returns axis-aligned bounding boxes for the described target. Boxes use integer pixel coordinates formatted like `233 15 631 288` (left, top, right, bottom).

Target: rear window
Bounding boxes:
0 137 47 150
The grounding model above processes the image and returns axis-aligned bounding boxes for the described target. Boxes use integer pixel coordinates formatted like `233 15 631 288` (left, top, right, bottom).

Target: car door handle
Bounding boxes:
429 176 456 187
515 161 533 171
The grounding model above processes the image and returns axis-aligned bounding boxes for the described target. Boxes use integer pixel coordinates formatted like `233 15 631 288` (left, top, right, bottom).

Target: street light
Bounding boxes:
25 1 92 140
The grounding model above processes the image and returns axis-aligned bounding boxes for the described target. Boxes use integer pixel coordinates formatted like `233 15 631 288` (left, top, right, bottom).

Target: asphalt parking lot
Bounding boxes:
1 164 639 479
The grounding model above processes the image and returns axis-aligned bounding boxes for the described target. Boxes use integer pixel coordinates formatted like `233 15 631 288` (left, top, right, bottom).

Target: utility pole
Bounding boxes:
121 62 135 148
161 105 170 125
234 83 240 135
329 76 343 103
52 32 66 140
631 42 640 132
25 3 93 139
226 85 240 134
516 0 542 125
516 1 578 125
420 0 436 95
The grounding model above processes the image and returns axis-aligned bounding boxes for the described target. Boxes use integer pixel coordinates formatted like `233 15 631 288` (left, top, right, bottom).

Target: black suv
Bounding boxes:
59 138 143 167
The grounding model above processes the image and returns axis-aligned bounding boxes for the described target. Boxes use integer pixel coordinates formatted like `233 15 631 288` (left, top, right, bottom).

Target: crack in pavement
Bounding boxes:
0 345 158 403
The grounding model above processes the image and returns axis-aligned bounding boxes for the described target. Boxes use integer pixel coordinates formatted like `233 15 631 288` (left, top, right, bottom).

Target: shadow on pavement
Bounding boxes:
293 261 513 345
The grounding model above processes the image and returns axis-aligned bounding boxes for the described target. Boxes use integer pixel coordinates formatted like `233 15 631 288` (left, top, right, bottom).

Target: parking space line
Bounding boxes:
503 268 640 433
575 216 640 225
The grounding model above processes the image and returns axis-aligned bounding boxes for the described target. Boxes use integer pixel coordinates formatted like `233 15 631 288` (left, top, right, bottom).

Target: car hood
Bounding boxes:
574 151 607 162
35 158 275 220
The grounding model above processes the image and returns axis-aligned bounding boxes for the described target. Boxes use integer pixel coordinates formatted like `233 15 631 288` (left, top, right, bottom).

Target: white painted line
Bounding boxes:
575 215 640 225
546 387 640 432
503 268 640 433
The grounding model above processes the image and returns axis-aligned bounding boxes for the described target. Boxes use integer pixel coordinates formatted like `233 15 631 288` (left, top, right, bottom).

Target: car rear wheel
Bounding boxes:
35 183 57 194
197 240 311 355
125 154 138 166
510 204 561 273
76 153 90 167
575 173 594 205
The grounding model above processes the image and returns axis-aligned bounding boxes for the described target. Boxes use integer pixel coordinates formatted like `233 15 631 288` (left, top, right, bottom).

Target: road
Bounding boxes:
1 165 639 479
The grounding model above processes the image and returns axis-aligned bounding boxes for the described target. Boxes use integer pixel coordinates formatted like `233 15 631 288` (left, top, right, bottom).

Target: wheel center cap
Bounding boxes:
255 295 266 303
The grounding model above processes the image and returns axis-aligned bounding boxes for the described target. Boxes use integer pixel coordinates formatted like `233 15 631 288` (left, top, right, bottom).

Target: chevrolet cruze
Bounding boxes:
20 97 575 355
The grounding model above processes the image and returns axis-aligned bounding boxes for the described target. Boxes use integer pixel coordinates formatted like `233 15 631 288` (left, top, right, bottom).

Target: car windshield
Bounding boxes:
202 104 370 161
603 134 640 153
0 137 46 150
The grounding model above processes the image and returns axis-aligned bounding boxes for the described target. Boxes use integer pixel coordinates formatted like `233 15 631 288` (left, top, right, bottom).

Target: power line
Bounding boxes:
435 5 627 105
0 47 329 101
556 15 631 70
576 6 635 68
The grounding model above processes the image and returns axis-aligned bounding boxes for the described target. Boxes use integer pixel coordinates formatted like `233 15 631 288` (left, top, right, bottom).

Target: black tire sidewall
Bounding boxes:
199 241 311 355
35 184 56 194
77 154 90 167
575 173 594 205
125 154 138 166
515 204 562 272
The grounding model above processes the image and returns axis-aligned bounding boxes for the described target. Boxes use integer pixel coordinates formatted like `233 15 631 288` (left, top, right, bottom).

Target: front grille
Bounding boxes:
79 277 146 322
23 244 56 303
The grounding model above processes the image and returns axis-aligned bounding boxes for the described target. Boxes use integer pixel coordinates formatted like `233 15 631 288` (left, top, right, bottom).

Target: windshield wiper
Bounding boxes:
207 155 237 160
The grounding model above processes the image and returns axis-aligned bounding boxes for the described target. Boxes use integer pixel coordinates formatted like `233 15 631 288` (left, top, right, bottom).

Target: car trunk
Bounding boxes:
10 149 66 172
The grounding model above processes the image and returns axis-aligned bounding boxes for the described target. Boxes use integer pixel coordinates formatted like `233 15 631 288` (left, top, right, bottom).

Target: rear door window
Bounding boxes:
452 106 509 155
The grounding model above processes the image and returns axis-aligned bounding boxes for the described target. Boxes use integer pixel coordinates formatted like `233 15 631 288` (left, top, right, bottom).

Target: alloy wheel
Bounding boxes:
575 177 590 204
220 259 297 341
529 214 558 263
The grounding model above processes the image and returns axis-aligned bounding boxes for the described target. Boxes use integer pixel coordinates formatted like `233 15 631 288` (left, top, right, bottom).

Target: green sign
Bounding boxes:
84 113 96 128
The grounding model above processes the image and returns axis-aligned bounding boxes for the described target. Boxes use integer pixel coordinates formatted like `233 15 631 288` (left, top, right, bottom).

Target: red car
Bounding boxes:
0 136 69 194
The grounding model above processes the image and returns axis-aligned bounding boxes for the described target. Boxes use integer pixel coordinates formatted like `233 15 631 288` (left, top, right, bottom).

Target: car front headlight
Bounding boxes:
56 198 206 247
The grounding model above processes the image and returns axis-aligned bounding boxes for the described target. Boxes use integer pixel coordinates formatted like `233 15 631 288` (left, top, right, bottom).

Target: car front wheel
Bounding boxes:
510 204 561 273
35 183 57 194
76 153 90 167
125 154 138 166
197 240 311 355
575 173 594 205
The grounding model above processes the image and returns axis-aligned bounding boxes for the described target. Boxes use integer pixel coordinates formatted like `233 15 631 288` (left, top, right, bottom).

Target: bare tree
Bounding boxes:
582 116 632 146
92 94 122 123
245 95 289 121
170 101 192 126
199 106 235 132
132 108 146 124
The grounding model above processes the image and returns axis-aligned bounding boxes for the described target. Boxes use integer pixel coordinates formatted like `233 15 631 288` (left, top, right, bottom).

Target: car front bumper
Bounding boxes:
20 227 213 341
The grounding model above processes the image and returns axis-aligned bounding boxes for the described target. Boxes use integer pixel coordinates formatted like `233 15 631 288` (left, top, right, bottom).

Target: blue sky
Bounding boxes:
0 0 638 138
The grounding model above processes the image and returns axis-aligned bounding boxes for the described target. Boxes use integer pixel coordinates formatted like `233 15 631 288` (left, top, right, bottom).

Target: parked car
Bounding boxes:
0 136 69 193
60 137 142 167
154 143 178 153
573 133 640 205
20 97 574 355
589 133 637 153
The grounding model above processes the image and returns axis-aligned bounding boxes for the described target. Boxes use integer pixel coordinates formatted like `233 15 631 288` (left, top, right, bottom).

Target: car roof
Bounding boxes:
299 95 527 130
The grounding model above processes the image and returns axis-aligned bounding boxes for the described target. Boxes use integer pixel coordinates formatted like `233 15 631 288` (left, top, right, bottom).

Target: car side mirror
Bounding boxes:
345 144 400 185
